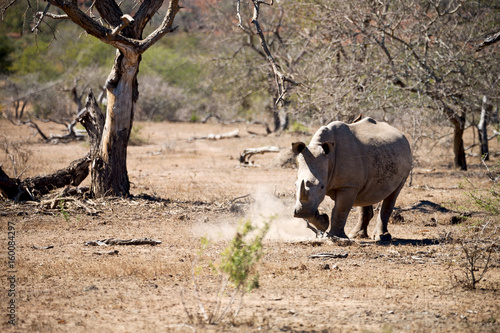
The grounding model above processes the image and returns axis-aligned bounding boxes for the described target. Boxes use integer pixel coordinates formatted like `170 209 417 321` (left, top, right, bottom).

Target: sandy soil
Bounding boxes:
1 119 499 332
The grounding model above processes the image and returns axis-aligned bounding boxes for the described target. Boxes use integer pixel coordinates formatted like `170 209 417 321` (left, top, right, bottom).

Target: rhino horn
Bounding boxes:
299 180 308 202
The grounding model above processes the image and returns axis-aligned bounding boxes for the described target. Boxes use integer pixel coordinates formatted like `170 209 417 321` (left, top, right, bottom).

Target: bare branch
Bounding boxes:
138 0 180 53
1 0 17 20
476 29 500 51
40 12 69 20
31 3 51 32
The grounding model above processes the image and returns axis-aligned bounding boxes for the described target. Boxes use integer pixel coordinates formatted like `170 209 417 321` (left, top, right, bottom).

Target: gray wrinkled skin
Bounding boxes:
292 117 412 241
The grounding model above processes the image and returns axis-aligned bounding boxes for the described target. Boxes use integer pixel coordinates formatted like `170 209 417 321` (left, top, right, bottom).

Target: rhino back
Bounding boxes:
324 118 412 205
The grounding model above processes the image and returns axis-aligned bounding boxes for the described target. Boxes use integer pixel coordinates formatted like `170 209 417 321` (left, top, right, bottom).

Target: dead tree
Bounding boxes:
236 0 298 132
6 0 182 197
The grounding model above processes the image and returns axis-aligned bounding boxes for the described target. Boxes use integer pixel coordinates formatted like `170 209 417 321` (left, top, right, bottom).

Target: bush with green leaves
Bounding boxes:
182 217 272 326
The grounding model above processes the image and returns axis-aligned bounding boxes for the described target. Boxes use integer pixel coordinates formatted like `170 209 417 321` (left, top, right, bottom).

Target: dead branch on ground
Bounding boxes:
189 129 240 142
84 238 162 246
40 194 98 215
0 154 90 201
476 28 500 51
239 146 280 165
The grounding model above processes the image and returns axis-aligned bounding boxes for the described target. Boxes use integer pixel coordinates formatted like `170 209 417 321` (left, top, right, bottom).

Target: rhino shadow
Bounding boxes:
398 200 454 214
377 238 441 246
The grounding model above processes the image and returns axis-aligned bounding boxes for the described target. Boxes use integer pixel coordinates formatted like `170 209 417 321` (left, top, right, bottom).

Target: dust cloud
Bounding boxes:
248 187 314 241
192 187 315 241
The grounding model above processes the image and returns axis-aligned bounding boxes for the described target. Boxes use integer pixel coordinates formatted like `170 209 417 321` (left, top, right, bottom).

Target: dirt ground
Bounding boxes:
1 119 499 332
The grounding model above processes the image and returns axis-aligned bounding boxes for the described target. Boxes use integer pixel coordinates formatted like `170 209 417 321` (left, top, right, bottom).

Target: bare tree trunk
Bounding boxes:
453 122 467 170
441 103 467 170
273 108 289 132
477 96 490 161
89 51 140 197
77 50 139 198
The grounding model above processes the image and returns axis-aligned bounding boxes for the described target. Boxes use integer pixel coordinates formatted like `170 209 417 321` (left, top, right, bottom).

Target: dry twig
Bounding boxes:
84 238 162 246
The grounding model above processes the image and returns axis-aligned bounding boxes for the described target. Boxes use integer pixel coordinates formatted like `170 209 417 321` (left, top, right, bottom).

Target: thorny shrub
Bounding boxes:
452 160 500 289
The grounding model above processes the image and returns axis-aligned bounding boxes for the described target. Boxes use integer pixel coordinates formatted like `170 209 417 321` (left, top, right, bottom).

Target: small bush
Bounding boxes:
466 160 500 215
453 222 499 289
182 217 272 326
453 160 500 289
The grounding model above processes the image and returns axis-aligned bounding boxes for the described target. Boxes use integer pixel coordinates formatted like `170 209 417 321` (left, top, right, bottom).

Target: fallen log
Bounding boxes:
189 129 239 141
0 154 90 201
239 146 280 165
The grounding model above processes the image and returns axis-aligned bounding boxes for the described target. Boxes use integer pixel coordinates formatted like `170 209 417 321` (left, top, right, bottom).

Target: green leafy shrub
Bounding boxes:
182 217 272 326
219 219 270 292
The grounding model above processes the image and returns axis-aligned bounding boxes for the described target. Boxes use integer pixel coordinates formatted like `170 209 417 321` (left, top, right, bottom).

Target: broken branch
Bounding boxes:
239 146 280 164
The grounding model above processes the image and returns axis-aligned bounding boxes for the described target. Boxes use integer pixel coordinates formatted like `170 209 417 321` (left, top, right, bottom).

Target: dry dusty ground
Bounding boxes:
1 119 499 332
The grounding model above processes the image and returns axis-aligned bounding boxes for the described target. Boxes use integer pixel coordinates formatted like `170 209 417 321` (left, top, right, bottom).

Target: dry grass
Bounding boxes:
1 118 499 332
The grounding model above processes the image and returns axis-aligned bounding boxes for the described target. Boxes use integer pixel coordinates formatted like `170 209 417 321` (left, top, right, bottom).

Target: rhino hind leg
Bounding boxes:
372 181 406 241
348 206 373 239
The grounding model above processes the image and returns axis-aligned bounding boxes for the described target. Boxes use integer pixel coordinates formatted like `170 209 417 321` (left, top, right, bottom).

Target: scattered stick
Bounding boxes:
189 129 239 142
229 194 251 205
40 196 98 215
239 146 280 165
11 118 87 144
32 245 54 250
84 238 162 246
308 252 349 259
93 250 119 256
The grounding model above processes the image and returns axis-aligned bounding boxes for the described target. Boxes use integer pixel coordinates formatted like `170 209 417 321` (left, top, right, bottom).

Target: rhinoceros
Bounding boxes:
292 117 412 241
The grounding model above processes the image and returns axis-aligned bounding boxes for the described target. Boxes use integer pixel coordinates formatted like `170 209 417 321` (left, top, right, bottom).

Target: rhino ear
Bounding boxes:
292 142 306 155
321 142 334 155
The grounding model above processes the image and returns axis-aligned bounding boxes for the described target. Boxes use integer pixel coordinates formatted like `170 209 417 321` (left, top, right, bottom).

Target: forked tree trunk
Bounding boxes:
78 50 140 197
91 51 139 197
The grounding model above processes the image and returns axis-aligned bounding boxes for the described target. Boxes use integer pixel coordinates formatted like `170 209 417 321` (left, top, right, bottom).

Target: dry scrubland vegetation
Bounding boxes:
0 1 499 331
1 119 499 332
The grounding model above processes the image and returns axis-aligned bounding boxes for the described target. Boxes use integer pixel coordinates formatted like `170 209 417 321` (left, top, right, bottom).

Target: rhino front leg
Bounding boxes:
348 205 373 239
327 189 357 239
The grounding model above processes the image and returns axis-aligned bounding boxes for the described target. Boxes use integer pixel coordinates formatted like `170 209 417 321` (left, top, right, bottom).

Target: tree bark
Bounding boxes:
477 96 490 161
273 109 289 132
443 104 467 170
452 121 467 171
91 50 140 197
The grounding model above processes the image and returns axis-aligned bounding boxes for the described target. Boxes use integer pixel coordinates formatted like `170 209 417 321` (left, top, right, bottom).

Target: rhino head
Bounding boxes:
292 141 334 232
